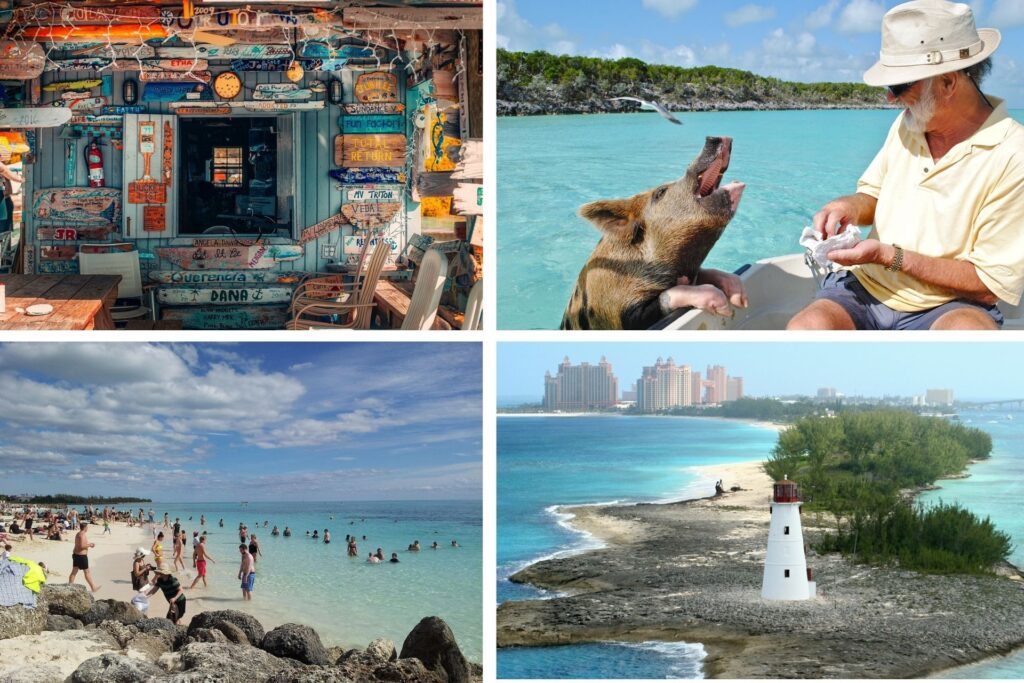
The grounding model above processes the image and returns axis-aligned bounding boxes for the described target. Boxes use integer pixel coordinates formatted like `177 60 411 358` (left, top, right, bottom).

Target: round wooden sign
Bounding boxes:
213 71 242 100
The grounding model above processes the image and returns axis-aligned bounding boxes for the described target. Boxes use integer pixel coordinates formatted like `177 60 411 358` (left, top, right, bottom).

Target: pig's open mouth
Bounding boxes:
695 137 744 213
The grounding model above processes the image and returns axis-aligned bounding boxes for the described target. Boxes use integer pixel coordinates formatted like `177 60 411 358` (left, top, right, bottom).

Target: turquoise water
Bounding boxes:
145 500 481 661
497 109 1024 329
496 415 779 678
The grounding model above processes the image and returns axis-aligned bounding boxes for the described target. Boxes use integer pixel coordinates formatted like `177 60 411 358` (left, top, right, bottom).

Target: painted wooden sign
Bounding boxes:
144 205 166 232
155 244 304 270
70 124 122 140
43 79 102 93
158 286 293 306
40 245 78 261
340 115 403 135
344 6 481 29
298 213 346 245
163 8 333 33
68 45 156 59
19 5 161 23
242 101 324 112
143 59 210 72
253 86 312 101
168 237 293 247
24 26 169 43
62 97 107 112
79 243 133 254
158 44 293 60
65 141 75 186
343 235 398 266
423 106 461 172
231 59 289 72
342 202 402 230
343 186 403 203
300 43 375 60
102 105 146 115
37 226 114 241
0 42 45 80
139 70 212 83
38 260 79 274
334 134 406 168
298 59 361 73
344 103 405 116
161 305 289 330
355 72 398 103
163 121 174 185
143 83 207 102
33 188 122 225
329 168 406 184
148 270 304 285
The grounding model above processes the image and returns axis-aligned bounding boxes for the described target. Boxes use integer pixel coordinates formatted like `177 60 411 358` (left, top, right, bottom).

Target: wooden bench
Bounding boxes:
121 319 184 330
373 280 453 330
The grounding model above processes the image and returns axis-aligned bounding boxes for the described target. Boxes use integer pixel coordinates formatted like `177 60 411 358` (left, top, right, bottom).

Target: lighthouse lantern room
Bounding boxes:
761 475 815 601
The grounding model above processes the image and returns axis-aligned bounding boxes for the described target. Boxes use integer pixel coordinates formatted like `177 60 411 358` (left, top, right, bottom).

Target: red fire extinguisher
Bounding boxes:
85 139 104 188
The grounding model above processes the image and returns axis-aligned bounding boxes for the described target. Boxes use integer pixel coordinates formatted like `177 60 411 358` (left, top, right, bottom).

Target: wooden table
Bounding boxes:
373 280 453 330
0 274 122 330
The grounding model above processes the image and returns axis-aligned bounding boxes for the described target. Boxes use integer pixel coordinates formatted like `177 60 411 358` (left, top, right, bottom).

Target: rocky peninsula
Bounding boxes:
0 585 482 683
496 461 1024 679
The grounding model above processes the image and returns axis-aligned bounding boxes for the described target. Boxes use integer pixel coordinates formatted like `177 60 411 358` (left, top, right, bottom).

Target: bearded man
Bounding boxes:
788 0 1024 330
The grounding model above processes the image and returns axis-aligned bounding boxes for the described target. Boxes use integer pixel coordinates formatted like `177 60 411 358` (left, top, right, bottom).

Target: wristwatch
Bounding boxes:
886 244 904 272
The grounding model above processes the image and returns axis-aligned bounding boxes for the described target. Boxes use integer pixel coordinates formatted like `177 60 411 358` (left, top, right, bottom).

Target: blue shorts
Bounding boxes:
241 572 255 592
815 271 1003 330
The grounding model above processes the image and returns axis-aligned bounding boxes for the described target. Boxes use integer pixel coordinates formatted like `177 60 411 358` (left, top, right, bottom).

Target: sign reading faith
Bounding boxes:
340 114 403 135
334 134 405 168
354 72 398 103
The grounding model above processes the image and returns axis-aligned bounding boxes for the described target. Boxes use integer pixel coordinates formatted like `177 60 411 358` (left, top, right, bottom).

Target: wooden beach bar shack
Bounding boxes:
0 0 482 329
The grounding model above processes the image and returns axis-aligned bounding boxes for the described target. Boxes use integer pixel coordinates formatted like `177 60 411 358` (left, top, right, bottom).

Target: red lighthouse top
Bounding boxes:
773 476 800 503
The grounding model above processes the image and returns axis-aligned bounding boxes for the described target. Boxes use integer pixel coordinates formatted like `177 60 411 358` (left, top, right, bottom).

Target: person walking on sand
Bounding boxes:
68 522 101 592
163 513 169 529
191 531 200 567
102 519 111 535
148 564 186 624
152 531 165 565
238 544 255 600
172 530 186 572
188 536 215 589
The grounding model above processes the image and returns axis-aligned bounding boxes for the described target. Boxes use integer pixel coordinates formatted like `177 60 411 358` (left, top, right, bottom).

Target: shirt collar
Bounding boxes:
968 96 1011 149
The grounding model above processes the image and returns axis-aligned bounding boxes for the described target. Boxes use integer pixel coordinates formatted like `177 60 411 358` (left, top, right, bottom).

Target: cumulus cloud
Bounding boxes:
990 0 1024 27
642 0 698 19
837 0 885 34
805 0 841 30
496 0 577 54
725 4 776 27
290 362 313 371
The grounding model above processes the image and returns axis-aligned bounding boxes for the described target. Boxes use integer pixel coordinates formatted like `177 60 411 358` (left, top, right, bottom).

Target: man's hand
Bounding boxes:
697 269 748 308
813 193 877 238
827 239 893 267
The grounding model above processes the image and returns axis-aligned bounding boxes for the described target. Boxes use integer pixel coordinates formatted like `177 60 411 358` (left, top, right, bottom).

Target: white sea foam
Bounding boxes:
614 640 707 678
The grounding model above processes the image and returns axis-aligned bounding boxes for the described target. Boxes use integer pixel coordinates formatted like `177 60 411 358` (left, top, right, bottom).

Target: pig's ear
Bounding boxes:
579 198 638 240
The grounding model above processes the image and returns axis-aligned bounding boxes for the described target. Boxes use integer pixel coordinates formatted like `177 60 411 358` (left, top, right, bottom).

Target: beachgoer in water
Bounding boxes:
451 540 459 548
367 552 380 564
68 522 101 592
283 527 291 537
248 534 262 563
238 544 255 600
389 553 400 563
312 530 319 539
375 548 384 561
200 515 205 527
408 540 421 552
218 518 224 527
271 526 280 536
149 563 186 624
189 536 215 589
347 537 358 556
324 529 331 544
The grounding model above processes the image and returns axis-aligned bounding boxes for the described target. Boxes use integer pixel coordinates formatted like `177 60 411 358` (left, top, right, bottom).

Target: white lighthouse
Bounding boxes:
761 475 815 601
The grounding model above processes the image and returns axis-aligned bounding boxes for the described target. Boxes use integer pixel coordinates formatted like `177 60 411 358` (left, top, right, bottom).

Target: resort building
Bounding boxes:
762 477 815 601
543 356 618 412
635 359 743 412
925 389 955 406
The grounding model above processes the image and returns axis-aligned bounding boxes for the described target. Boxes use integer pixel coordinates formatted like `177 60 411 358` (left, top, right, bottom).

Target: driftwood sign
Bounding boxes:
299 213 346 245
158 286 293 306
340 115 404 135
0 108 72 128
155 244 303 270
343 235 398 266
37 226 114 241
343 103 405 116
148 270 304 285
139 70 212 83
342 203 402 230
161 305 290 330
33 188 122 225
354 72 398 103
329 168 406 185
174 106 233 116
334 134 406 168
40 245 78 260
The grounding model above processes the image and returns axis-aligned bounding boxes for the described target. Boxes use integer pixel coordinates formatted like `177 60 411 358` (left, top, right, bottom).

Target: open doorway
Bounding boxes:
178 117 291 236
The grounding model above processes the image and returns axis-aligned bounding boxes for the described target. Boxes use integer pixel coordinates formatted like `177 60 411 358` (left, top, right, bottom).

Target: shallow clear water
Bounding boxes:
497 109 1024 329
148 500 481 661
496 415 778 679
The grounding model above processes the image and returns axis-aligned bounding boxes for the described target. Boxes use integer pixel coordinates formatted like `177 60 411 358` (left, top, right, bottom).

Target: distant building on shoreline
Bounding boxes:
925 388 954 406
635 358 743 412
543 356 618 411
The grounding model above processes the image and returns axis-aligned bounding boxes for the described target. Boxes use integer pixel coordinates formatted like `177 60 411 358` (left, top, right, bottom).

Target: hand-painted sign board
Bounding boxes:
161 305 290 330
40 245 78 260
38 226 115 241
343 103 405 116
300 43 376 60
354 72 398 103
343 235 398 266
43 79 102 93
158 286 293 306
102 105 146 115
174 106 233 116
231 59 289 72
128 181 166 205
343 186 402 203
334 134 406 168
149 270 304 285
139 70 212 83
24 25 169 43
155 244 304 270
38 260 79 274
144 83 207 102
299 59 359 73
158 44 293 60
167 237 294 247
340 115 403 134
144 205 166 231
242 101 324 112
342 202 402 230
329 168 406 185
298 213 346 245
33 188 122 225
20 6 161 23
0 42 45 80
69 45 156 59
0 107 72 128
253 88 312 101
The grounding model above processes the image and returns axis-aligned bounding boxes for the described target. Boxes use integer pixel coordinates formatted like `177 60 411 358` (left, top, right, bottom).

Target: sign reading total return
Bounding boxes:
336 72 404 168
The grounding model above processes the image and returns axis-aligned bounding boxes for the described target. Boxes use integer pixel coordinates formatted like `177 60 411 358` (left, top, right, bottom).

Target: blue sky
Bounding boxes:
0 343 481 502
498 0 1024 106
499 342 1024 403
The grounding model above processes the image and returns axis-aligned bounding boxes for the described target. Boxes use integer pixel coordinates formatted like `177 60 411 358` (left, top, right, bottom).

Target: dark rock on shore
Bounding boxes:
70 653 164 683
400 616 473 683
43 584 93 620
46 613 83 631
187 609 265 646
81 599 143 626
262 623 331 665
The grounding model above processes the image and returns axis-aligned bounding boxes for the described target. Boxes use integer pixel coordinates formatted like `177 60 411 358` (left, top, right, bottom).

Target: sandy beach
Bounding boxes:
498 458 1024 678
498 411 789 434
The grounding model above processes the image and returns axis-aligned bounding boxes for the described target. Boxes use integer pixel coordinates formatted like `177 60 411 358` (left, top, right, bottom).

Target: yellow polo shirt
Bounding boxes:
851 97 1024 311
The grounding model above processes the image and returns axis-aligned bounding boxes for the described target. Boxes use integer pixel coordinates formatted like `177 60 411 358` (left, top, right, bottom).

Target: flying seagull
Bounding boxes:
610 97 683 125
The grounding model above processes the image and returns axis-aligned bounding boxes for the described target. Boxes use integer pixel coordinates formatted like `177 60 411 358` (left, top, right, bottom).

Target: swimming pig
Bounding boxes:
560 137 746 330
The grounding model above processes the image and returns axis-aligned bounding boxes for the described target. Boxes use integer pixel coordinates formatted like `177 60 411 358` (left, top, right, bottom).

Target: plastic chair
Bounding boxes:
77 243 152 321
401 249 448 330
287 239 390 330
462 278 483 330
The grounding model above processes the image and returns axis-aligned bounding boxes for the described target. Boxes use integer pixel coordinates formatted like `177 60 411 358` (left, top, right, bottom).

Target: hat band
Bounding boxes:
881 39 983 67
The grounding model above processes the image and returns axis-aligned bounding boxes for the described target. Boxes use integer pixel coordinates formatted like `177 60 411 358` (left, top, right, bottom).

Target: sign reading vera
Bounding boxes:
33 187 122 225
335 134 405 168
341 185 403 230
354 72 398 103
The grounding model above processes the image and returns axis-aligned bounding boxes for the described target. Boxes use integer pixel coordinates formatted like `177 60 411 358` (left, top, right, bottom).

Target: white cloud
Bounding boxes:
837 0 885 34
0 343 191 384
496 0 577 55
290 362 313 371
990 0 1024 27
725 4 776 27
805 0 840 30
642 0 698 19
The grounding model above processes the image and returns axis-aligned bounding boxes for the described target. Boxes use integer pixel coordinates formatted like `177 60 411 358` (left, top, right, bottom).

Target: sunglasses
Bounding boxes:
887 81 918 98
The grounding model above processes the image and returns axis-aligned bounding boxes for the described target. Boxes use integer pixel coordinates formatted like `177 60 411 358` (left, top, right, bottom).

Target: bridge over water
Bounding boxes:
959 399 1024 410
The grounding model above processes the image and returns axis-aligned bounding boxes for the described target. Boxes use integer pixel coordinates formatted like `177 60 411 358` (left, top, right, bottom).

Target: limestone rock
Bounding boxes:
366 638 397 663
96 619 138 648
0 629 119 682
43 584 94 620
188 609 265 646
187 627 228 644
162 642 297 682
261 622 331 665
0 604 47 639
266 666 355 683
46 613 84 631
211 619 249 645
2 663 65 683
81 599 143 626
70 653 164 683
334 654 445 683
399 616 472 683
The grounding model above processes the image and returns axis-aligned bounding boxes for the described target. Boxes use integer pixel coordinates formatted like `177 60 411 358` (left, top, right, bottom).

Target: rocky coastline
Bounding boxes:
497 95 895 117
496 466 1024 679
0 585 482 683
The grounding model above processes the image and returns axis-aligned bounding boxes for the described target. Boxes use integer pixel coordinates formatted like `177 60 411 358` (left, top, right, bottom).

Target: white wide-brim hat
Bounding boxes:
864 0 1000 87
134 547 149 558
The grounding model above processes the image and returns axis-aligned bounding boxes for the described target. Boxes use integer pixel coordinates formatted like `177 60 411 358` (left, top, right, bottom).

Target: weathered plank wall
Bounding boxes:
26 63 418 280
